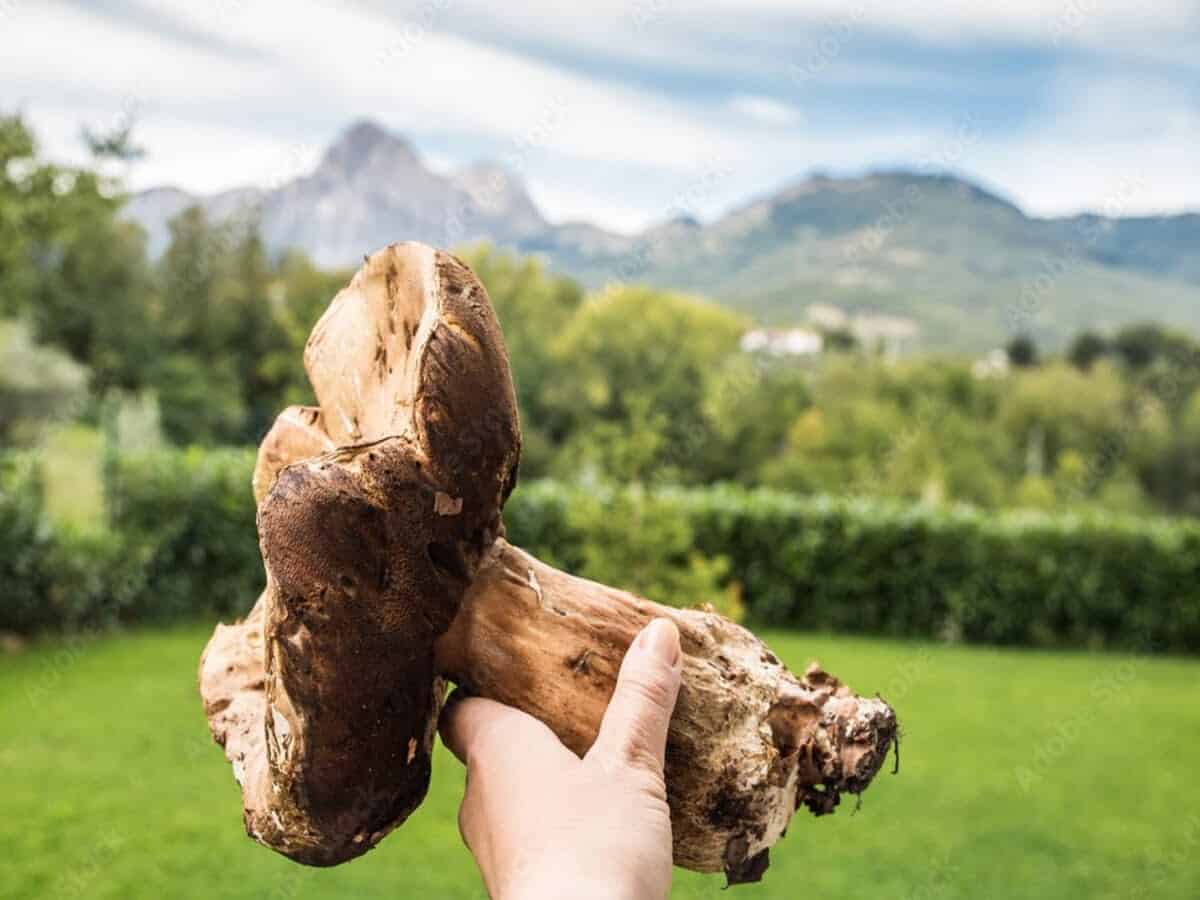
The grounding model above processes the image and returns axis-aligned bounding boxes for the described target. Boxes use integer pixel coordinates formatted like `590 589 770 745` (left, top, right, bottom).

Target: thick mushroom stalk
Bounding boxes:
199 242 897 884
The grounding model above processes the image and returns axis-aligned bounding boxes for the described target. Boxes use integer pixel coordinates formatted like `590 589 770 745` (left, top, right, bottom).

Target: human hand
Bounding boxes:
439 618 684 900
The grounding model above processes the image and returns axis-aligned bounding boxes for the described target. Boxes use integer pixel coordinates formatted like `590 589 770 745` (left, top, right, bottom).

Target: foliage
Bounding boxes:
0 320 89 444
542 284 747 484
7 114 1200 518
1005 333 1039 368
506 481 743 620
0 115 158 394
1067 330 1108 370
508 481 1200 653
0 456 55 633
457 244 584 477
104 447 262 623
13 448 1197 652
0 448 259 635
0 454 131 634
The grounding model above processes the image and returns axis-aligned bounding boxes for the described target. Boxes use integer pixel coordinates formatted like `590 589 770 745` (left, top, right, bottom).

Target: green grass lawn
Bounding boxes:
1 626 1197 899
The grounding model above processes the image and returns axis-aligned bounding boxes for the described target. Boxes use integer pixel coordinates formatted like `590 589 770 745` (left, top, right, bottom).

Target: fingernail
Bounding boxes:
636 618 681 666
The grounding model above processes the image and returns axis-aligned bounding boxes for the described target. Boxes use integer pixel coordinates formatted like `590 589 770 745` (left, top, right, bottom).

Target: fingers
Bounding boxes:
439 691 575 875
440 691 575 769
440 693 531 766
588 618 683 774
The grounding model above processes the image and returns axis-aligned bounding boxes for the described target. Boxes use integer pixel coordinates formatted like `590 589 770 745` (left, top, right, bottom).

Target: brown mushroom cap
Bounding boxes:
200 243 519 865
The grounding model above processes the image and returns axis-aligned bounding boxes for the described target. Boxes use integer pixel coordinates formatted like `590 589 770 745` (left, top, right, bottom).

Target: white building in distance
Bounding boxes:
740 327 824 356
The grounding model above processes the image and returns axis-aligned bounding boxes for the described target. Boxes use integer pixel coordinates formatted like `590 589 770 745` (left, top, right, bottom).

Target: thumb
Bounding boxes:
588 618 683 774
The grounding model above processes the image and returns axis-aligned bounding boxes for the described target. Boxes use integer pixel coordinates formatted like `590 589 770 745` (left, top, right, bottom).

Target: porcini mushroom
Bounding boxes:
199 242 897 884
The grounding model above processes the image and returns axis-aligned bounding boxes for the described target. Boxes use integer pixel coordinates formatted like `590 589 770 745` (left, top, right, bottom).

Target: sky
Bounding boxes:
1 0 1197 233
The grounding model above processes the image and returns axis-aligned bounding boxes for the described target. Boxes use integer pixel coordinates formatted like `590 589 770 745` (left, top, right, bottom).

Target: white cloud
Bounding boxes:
367 0 1199 58
2 0 1197 231
124 0 746 172
0 2 276 107
973 71 1200 217
3 1 747 193
526 179 653 233
727 94 805 127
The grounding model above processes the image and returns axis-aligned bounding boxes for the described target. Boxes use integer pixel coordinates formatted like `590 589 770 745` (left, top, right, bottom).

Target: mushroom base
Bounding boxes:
434 539 898 884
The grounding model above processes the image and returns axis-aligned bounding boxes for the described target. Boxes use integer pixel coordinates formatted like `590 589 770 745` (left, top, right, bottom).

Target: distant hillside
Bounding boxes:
559 172 1200 351
123 120 1200 353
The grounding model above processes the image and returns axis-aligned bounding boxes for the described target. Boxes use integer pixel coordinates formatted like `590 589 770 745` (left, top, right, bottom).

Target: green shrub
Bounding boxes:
0 455 57 633
105 447 261 623
4 447 1199 653
0 455 134 633
506 482 1200 653
506 481 742 620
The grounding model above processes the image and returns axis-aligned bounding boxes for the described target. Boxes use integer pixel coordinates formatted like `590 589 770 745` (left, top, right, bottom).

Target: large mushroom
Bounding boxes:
199 242 897 884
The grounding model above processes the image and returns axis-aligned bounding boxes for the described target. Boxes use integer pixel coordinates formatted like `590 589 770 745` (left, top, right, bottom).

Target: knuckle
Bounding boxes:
621 668 676 716
456 803 475 850
622 739 664 773
468 717 517 760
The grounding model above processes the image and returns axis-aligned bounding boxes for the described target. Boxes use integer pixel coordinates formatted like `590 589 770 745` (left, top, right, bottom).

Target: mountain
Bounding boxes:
123 120 1200 352
556 172 1200 351
126 120 547 266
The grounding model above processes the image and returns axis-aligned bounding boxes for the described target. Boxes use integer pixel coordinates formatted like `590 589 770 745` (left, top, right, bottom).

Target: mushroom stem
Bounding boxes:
433 539 897 884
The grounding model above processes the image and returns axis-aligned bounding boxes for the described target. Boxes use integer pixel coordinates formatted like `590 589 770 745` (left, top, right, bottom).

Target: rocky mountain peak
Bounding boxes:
318 119 421 178
452 161 545 234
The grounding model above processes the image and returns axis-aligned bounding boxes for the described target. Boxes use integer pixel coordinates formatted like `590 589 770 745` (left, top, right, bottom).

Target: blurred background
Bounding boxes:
2 2 1198 898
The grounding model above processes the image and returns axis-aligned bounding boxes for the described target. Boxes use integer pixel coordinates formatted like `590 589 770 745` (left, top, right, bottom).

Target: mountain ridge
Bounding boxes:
123 119 1200 352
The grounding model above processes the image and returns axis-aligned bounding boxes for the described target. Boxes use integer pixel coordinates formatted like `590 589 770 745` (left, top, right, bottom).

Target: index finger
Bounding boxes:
439 691 561 766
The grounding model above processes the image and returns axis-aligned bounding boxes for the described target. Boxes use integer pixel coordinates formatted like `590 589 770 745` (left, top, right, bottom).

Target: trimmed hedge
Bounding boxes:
104 447 262 624
504 483 1200 653
2 449 264 634
2 449 1198 652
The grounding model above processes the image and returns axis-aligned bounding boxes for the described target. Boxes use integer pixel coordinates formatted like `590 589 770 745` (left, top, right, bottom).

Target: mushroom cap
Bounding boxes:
200 243 520 865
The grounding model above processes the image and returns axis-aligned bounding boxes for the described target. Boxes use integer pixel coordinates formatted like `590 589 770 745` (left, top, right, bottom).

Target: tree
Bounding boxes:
821 327 858 352
0 114 158 394
260 249 351 410
459 245 584 477
701 354 812 483
996 361 1129 500
546 285 746 483
1109 322 1200 372
1067 331 1109 370
1005 334 1039 368
154 207 295 444
81 119 145 164
0 320 89 445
